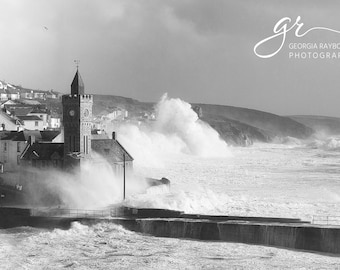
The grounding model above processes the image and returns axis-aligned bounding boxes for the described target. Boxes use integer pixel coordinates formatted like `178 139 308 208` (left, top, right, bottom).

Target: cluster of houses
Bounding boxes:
0 99 61 131
0 80 60 101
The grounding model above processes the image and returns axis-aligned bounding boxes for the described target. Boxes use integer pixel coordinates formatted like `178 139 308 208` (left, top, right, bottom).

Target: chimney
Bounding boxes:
28 135 35 146
112 132 116 140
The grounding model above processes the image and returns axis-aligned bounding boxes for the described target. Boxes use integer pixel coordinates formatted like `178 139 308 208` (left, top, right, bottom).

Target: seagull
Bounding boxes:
43 26 48 31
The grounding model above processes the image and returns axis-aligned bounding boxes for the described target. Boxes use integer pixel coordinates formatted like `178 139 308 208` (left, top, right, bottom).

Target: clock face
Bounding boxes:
84 109 89 117
69 109 75 117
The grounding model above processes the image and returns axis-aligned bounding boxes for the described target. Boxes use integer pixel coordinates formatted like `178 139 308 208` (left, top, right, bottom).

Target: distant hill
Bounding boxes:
200 114 271 146
92 95 153 117
289 115 340 135
194 104 314 141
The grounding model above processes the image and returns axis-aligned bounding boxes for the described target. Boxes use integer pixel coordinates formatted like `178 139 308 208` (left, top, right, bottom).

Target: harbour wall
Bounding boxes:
133 219 340 254
1 207 340 255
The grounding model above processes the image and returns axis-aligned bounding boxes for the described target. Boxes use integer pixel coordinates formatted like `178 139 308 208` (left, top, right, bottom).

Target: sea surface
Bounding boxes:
2 140 340 269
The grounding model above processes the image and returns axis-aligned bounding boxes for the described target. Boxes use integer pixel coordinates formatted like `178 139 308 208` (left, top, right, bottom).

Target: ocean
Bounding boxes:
2 141 340 269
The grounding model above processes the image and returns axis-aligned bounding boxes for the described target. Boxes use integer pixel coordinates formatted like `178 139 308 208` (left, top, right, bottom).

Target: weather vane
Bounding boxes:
74 60 80 70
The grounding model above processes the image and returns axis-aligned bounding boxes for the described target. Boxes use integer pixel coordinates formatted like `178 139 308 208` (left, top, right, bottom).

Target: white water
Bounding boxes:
2 142 340 269
1 219 340 270
125 142 340 220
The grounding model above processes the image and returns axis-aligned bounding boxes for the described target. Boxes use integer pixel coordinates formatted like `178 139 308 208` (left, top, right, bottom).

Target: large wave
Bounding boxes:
110 94 231 167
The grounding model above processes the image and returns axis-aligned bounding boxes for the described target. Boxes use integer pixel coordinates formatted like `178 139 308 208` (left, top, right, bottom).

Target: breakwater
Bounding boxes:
1 207 340 255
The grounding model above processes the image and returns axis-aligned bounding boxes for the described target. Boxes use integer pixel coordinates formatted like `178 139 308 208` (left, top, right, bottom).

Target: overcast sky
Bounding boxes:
1 0 340 117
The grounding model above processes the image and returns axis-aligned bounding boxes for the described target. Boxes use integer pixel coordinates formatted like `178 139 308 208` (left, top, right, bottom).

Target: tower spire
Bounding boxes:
71 60 84 95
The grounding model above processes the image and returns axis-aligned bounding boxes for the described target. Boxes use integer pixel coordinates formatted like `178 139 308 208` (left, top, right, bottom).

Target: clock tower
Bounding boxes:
62 69 93 168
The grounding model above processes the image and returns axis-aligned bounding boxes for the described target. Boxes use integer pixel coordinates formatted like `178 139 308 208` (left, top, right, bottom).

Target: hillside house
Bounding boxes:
99 107 129 121
0 81 8 90
34 91 46 100
0 88 8 101
20 90 35 100
46 90 60 99
49 112 61 129
17 115 44 131
6 89 20 100
27 108 50 130
0 82 20 101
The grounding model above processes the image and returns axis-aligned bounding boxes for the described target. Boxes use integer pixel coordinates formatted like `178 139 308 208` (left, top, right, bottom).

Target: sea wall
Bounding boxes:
133 219 340 254
1 207 340 255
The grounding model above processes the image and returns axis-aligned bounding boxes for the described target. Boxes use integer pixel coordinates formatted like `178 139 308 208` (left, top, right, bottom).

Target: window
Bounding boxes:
17 155 20 165
83 136 86 155
85 136 88 154
35 121 39 127
17 142 20 153
4 142 7 152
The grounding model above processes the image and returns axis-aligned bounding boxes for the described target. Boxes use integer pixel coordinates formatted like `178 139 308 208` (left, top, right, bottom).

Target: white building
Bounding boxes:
17 115 44 131
49 117 61 129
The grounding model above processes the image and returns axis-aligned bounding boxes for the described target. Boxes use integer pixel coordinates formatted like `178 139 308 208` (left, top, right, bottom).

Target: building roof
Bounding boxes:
18 99 41 105
0 130 60 141
34 91 46 94
5 104 35 109
9 107 34 116
0 100 16 107
91 133 110 140
21 143 64 160
91 139 133 163
29 107 49 114
0 111 23 125
71 70 85 95
5 88 19 94
20 138 133 163
17 115 42 121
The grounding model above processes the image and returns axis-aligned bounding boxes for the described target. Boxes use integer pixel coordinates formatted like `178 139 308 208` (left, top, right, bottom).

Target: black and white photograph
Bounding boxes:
1 0 340 269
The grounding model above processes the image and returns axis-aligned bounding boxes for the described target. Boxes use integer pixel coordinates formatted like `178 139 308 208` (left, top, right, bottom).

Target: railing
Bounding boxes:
31 208 122 218
311 215 340 226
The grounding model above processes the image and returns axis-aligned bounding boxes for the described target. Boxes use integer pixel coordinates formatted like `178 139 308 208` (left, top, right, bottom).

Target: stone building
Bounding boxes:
20 69 133 172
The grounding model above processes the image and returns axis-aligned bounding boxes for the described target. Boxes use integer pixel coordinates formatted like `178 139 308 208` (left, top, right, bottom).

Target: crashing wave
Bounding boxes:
307 137 340 151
